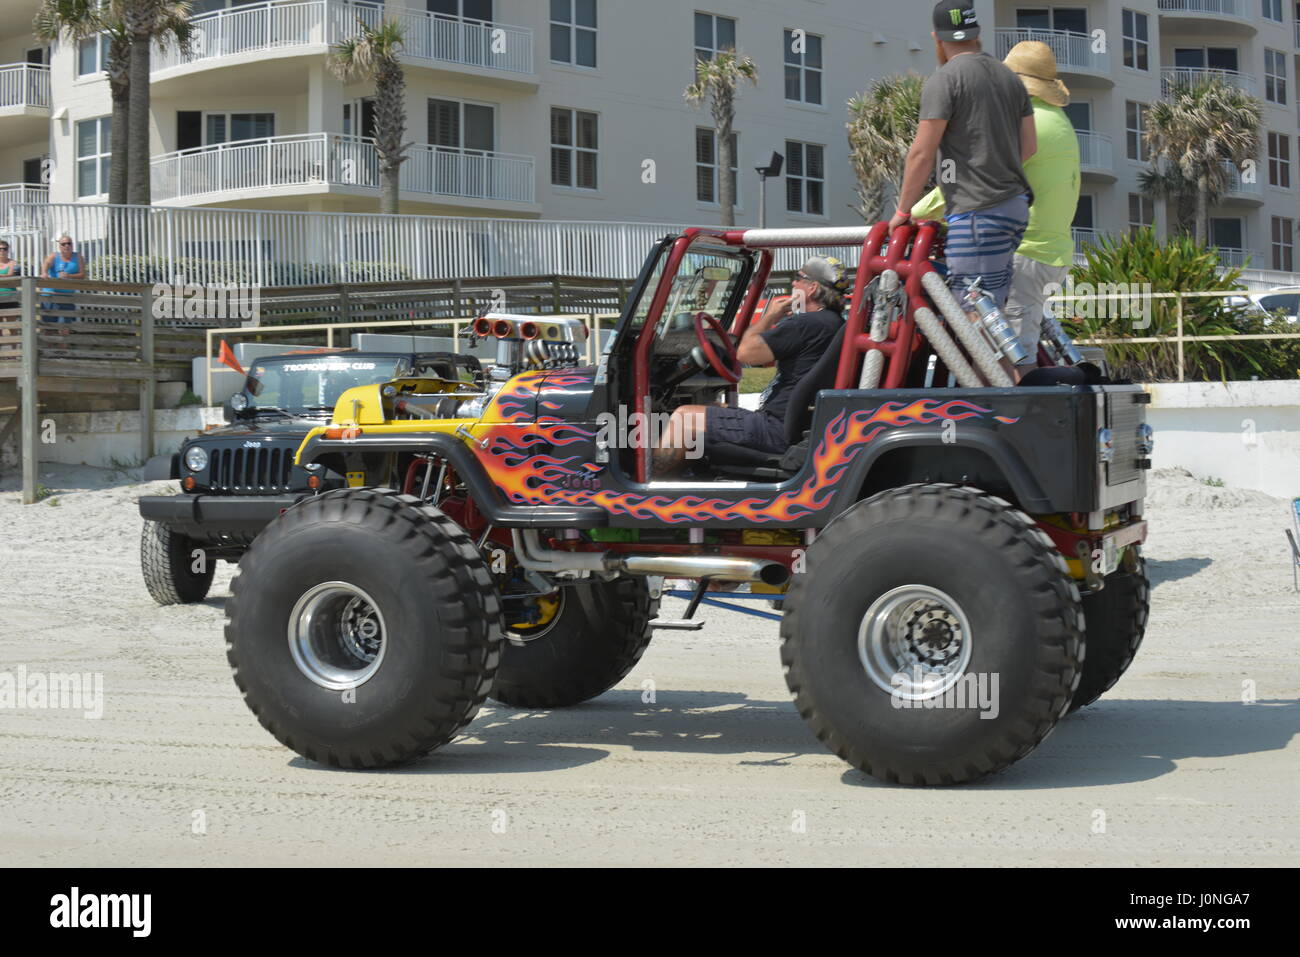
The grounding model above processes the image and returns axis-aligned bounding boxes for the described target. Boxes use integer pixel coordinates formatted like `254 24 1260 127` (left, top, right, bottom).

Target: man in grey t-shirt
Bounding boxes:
889 1 1037 309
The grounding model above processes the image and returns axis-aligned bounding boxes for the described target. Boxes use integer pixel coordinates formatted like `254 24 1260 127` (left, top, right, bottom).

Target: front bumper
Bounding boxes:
138 493 313 539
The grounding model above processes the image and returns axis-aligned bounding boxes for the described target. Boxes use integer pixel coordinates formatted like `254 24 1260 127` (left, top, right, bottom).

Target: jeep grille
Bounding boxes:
209 446 294 492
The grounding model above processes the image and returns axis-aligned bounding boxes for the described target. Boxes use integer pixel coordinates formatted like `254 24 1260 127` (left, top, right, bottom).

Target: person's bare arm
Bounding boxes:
736 297 792 365
891 119 947 228
40 254 53 276
1019 114 1037 164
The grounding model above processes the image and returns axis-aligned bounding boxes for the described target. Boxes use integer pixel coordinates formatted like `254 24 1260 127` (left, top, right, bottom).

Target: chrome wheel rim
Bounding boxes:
288 581 388 690
504 588 566 643
857 584 972 699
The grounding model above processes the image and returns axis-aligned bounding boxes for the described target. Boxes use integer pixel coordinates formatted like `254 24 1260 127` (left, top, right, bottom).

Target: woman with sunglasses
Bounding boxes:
0 240 18 351
40 234 85 326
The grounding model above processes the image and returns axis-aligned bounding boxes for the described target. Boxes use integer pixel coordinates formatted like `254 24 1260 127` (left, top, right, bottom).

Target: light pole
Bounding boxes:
754 151 783 229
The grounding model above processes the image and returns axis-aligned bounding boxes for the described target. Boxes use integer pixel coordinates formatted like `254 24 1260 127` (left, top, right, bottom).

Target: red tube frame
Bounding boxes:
631 223 946 481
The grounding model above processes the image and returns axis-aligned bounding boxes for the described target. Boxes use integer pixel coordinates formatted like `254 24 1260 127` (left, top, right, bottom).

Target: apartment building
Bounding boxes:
1 0 1299 271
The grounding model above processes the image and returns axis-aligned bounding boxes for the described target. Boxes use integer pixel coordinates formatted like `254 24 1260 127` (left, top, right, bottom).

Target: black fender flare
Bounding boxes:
297 431 609 528
824 426 1053 517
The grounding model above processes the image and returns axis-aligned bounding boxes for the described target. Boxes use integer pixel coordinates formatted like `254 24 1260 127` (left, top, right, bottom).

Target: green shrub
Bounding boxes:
1067 229 1266 382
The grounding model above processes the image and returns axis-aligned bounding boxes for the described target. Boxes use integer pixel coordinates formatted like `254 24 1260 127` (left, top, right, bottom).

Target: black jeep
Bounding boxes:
138 349 481 604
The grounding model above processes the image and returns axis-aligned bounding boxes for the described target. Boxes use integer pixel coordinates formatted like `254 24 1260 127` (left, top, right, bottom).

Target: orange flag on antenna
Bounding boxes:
218 339 245 377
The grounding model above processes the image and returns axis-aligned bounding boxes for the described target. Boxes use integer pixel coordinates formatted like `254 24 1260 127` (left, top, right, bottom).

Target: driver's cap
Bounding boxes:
799 256 849 293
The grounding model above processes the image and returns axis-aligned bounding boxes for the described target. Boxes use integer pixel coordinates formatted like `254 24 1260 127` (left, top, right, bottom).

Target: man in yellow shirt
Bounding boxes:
913 40 1080 378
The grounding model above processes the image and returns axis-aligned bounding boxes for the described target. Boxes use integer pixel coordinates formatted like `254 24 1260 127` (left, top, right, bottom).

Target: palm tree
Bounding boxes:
1138 164 1197 237
1143 78 1261 245
330 18 410 215
685 50 758 228
34 0 131 206
121 0 193 206
846 73 924 222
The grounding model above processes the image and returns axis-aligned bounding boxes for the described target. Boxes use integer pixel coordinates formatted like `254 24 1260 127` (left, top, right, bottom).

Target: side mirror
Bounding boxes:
222 392 249 423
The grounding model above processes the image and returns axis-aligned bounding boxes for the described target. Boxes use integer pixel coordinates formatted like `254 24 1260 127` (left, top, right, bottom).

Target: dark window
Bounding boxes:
785 140 824 215
783 29 822 105
551 0 596 68
551 107 597 189
1121 9 1148 71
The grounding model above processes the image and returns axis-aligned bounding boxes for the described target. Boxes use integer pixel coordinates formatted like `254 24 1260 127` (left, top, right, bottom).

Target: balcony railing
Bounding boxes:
0 184 48 226
1076 131 1113 172
1157 0 1250 20
154 0 533 76
1220 160 1263 198
1072 227 1098 253
150 133 535 205
0 63 51 110
1161 67 1257 97
1216 247 1260 268
995 28 1110 74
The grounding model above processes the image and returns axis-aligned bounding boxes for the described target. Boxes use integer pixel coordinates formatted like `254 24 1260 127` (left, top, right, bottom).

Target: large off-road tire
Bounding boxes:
1069 550 1149 712
224 488 502 769
490 577 657 708
780 484 1084 786
141 519 215 605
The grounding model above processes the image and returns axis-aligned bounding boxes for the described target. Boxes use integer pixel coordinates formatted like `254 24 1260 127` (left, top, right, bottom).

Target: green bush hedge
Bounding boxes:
1067 229 1291 381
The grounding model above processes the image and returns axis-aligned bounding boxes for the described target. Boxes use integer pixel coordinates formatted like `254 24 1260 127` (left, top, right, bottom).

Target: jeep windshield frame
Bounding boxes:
240 353 412 415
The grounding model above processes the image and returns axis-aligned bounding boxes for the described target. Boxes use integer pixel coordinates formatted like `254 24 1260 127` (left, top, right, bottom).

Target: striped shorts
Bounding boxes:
944 193 1030 308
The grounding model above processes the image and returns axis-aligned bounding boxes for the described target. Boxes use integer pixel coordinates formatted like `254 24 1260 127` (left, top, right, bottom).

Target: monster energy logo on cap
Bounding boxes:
932 1 980 41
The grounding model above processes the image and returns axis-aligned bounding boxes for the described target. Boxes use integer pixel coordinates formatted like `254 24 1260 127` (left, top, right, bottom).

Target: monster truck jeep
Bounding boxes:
138 349 481 605
223 223 1151 785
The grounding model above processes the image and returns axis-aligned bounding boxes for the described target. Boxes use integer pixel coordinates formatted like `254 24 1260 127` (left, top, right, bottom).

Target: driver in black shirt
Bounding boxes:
652 256 848 476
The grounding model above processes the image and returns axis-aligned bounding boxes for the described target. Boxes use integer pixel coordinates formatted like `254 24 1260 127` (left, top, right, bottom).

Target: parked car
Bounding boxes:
138 348 481 604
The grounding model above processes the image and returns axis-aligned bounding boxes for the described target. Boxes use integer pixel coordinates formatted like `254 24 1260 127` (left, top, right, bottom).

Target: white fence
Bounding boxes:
154 0 533 76
151 133 535 204
0 63 50 110
4 202 1298 290
0 185 47 227
995 28 1109 73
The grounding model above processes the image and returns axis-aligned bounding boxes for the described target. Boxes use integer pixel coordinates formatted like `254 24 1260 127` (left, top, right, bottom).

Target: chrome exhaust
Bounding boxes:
616 554 790 585
511 530 790 585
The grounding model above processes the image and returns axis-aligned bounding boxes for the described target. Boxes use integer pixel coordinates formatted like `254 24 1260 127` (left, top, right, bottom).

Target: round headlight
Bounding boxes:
184 446 209 472
229 393 248 411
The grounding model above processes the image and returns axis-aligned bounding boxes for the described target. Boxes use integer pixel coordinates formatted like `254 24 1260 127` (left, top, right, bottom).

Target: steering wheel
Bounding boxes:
693 312 743 383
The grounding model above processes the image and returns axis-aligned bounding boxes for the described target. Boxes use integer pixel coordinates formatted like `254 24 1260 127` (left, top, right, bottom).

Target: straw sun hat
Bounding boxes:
1003 40 1070 107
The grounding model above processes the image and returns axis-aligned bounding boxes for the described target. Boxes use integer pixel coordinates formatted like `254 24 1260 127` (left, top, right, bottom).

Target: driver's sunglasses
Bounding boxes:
58 241 72 246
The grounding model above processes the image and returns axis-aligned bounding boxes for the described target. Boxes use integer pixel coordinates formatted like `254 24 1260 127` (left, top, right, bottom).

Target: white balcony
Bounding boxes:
1157 0 1256 31
1076 131 1114 178
0 183 48 227
995 29 1110 82
1072 227 1098 253
150 133 535 207
0 63 51 112
1161 67 1257 98
153 0 533 82
1216 246 1261 268
1219 160 1264 201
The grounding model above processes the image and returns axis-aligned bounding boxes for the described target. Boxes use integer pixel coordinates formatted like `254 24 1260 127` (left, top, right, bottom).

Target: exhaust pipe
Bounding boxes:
616 554 790 585
920 270 1013 387
512 531 790 585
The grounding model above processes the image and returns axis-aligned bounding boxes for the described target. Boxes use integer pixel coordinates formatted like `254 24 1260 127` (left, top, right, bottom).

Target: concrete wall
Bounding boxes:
7 406 224 471
1147 381 1300 498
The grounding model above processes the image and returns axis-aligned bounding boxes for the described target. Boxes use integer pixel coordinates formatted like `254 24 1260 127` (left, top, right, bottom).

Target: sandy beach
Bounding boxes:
1 464 1297 866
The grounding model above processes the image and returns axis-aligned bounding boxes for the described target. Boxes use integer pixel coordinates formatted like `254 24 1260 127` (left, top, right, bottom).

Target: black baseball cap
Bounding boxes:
933 2 980 42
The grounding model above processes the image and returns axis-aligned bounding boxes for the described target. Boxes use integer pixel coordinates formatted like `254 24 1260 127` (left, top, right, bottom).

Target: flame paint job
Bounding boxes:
476 379 1002 525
